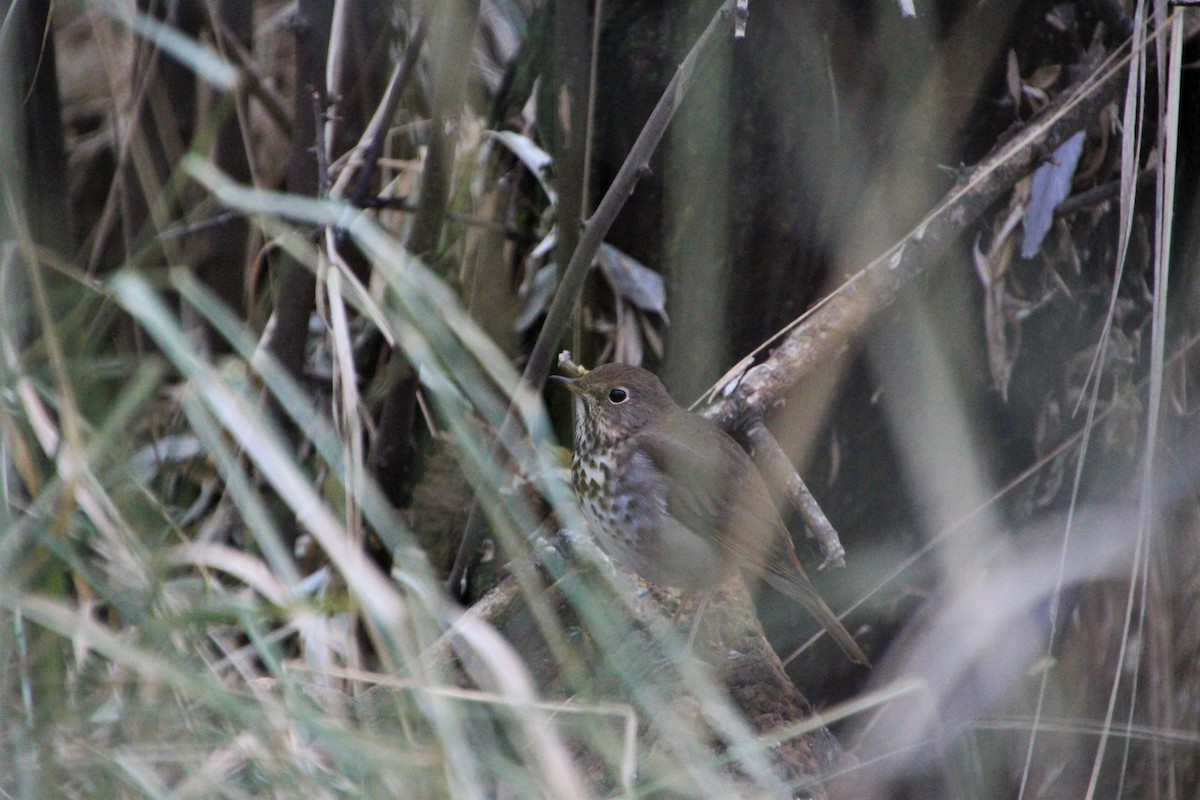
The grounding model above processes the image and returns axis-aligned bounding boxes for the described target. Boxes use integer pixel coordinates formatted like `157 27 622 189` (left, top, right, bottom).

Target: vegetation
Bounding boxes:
2 0 1198 797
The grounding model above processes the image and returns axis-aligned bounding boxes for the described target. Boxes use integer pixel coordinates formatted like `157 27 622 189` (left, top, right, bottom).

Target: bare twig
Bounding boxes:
552 0 589 317
582 0 604 216
349 16 429 206
743 420 845 571
1056 167 1156 216
210 9 293 137
261 0 334 411
311 91 331 194
408 1 481 257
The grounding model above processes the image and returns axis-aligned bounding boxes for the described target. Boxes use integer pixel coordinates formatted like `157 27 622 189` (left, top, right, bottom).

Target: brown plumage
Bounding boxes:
554 363 869 666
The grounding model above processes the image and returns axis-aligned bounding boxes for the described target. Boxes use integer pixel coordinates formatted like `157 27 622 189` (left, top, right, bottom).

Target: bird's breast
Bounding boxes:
572 441 723 589
573 441 645 548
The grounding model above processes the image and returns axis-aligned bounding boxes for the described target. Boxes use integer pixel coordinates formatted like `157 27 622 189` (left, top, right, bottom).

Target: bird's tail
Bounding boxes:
762 571 871 667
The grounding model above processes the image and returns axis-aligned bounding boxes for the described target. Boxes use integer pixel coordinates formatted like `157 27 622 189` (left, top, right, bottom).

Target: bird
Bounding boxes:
552 363 869 666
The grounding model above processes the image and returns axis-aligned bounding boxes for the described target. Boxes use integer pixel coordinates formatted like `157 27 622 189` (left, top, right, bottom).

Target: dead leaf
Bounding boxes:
1027 64 1062 91
487 130 557 204
1006 50 1022 111
596 243 666 315
1020 130 1086 259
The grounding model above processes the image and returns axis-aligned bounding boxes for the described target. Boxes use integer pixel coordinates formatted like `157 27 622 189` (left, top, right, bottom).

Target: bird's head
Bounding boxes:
551 363 674 445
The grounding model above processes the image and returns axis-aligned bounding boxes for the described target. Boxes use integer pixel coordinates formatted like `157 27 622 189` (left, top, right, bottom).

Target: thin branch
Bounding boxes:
582 0 604 217
350 16 429 206
261 0 334 383
552 0 590 322
312 90 331 195
408 1 481 257
743 420 845 570
211 10 293 137
1056 167 1156 216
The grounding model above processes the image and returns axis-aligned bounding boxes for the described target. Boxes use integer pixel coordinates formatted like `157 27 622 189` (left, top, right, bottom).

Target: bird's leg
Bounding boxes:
683 590 713 653
670 590 693 625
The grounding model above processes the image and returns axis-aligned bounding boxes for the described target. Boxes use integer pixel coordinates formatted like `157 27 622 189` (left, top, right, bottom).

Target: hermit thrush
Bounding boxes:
553 363 869 666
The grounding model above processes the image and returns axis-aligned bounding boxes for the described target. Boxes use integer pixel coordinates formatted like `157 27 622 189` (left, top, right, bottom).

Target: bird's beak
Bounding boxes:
549 374 582 395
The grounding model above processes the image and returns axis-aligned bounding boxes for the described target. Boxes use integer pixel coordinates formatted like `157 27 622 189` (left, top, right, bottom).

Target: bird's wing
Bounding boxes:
638 413 871 666
635 411 800 578
634 414 725 528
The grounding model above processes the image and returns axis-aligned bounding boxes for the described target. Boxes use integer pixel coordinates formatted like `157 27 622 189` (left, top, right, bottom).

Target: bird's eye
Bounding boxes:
608 387 629 404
